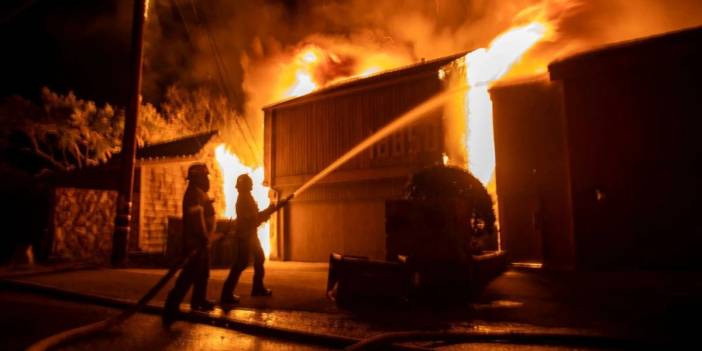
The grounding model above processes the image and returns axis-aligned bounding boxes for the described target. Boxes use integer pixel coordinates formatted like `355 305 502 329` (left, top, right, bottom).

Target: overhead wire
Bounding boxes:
186 0 261 165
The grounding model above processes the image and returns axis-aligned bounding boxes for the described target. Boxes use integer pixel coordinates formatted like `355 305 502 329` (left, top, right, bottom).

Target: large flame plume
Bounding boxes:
462 0 581 185
285 46 323 97
465 22 548 185
215 144 271 258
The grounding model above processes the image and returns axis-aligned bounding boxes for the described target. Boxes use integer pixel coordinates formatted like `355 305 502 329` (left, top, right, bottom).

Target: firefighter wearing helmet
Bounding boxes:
163 162 217 325
220 173 290 306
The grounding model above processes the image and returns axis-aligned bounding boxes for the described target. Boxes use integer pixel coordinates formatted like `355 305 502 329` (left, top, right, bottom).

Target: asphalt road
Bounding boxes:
0 290 330 351
3 263 702 349
1 290 617 351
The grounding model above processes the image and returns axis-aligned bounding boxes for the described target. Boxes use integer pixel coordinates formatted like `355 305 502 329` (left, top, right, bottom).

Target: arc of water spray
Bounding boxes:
291 85 468 199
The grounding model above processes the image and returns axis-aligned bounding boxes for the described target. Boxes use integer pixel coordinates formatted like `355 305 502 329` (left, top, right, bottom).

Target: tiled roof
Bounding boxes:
136 130 218 160
49 131 219 190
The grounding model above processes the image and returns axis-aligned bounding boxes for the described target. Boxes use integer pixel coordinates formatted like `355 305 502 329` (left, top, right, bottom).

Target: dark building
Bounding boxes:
491 26 702 270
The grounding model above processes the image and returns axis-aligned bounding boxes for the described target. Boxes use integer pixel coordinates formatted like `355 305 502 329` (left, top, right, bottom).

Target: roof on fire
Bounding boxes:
263 51 467 111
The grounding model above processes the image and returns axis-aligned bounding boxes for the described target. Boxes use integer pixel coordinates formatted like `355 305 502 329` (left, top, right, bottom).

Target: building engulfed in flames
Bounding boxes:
261 20 549 262
492 26 702 270
263 53 485 261
263 25 702 270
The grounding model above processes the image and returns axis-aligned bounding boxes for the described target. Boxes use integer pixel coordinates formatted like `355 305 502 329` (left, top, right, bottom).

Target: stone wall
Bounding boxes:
52 187 117 261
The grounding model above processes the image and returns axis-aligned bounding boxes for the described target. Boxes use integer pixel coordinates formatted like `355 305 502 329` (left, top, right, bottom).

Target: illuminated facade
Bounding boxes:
263 54 466 261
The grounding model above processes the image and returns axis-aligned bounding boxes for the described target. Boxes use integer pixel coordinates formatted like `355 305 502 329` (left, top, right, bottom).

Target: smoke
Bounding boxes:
506 0 702 78
142 0 702 165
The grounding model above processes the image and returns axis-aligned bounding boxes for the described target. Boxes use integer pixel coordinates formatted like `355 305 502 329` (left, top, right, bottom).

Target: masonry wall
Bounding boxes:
138 161 190 252
52 187 117 261
138 145 226 253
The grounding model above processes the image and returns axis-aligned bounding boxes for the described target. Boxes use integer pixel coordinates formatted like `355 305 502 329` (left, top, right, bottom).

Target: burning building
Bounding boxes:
263 54 464 261
264 21 702 271
260 52 520 262
262 21 549 262
491 25 702 270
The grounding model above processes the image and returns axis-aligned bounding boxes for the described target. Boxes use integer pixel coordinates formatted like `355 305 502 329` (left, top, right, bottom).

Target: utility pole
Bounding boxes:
112 0 148 266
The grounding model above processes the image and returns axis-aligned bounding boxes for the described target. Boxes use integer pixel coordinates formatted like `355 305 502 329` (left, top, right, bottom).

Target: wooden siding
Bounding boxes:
266 72 446 188
263 65 461 261
491 78 575 269
283 178 407 261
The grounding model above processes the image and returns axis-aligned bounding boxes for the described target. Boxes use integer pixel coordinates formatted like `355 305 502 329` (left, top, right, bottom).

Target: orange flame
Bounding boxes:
285 47 321 97
465 22 548 185
280 45 407 99
215 143 271 258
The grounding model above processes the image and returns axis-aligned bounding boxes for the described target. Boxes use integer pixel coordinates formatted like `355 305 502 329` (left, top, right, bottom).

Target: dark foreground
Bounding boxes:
1 262 701 349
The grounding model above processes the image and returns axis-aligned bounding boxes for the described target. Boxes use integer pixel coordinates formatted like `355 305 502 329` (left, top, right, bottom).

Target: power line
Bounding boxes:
185 0 261 164
194 1 260 158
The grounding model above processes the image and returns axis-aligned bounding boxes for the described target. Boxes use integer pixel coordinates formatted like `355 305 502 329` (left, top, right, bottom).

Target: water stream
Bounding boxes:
291 86 466 198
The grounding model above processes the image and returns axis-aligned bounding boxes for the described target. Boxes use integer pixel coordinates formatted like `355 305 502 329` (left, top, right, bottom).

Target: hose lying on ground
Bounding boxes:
19 261 429 351
26 197 297 351
26 248 200 351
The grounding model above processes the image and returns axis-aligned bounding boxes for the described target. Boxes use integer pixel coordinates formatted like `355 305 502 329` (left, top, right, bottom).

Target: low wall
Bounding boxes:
52 187 117 261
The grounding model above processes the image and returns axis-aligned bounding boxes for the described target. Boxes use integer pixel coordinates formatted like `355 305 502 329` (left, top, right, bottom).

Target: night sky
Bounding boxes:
0 0 306 109
0 0 134 105
3 0 702 108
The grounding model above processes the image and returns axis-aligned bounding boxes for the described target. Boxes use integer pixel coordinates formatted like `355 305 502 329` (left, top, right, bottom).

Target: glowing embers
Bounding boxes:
465 22 547 186
215 144 271 258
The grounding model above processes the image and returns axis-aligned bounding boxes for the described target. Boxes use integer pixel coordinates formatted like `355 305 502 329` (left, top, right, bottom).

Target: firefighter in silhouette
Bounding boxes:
163 163 216 326
220 174 290 307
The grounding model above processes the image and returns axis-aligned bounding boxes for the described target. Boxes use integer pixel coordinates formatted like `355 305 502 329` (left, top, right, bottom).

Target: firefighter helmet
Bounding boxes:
235 173 253 190
187 163 209 180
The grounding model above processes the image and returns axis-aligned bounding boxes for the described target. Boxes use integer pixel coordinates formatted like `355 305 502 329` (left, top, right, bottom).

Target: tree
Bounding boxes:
0 85 249 173
0 88 125 171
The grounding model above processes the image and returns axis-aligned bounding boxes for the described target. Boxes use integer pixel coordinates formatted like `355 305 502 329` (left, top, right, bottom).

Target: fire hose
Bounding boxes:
26 195 293 351
25 247 200 351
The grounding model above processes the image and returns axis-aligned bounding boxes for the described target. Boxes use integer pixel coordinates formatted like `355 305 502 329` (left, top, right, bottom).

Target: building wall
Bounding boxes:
268 81 444 186
266 69 450 261
556 63 702 269
137 143 226 253
490 78 575 269
138 161 190 252
281 178 406 261
547 27 702 269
